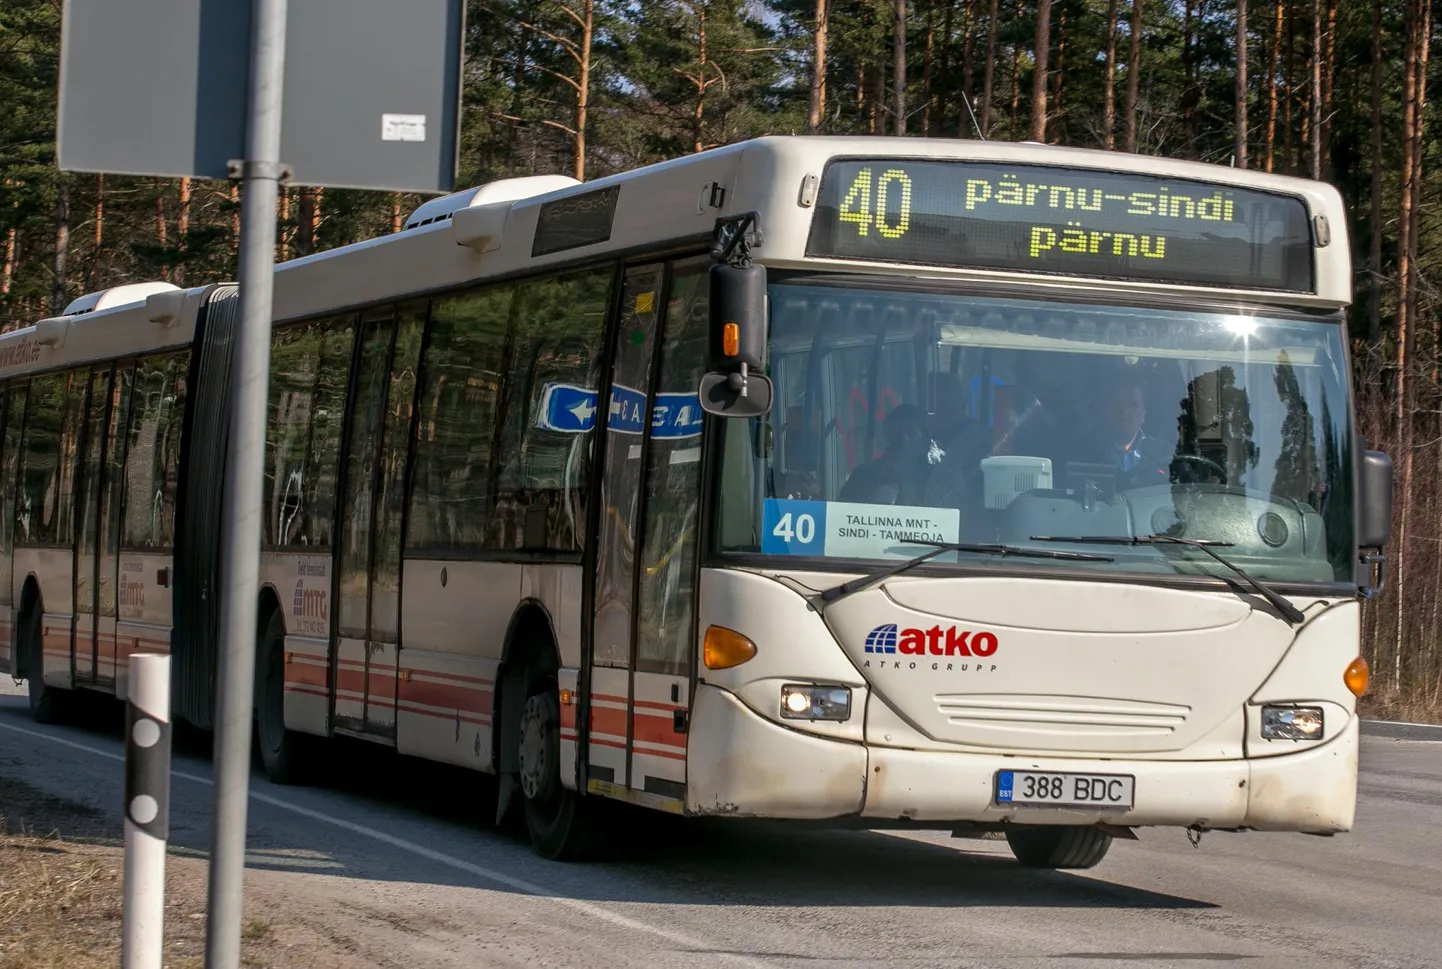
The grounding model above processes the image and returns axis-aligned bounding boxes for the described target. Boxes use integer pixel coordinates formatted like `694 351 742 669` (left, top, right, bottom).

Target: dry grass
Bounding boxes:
0 775 288 969
1359 689 1442 724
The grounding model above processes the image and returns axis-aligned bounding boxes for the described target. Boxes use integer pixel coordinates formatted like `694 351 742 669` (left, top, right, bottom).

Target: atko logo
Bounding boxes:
293 581 327 620
864 623 998 657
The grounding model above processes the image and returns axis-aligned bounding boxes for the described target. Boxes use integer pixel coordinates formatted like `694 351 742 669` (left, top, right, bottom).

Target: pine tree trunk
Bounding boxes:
1368 0 1383 341
874 61 887 134
1309 0 1322 179
392 194 404 234
1266 0 1284 171
980 0 1000 135
1030 0 1051 142
808 0 829 132
1123 0 1143 152
278 188 291 262
1321 0 1336 151
175 176 191 284
153 179 168 281
52 178 70 315
1394 0 1420 689
2 228 15 298
1284 2 1295 173
1052 10 1068 140
1237 0 1249 167
922 0 935 134
894 0 908 134
1183 0 1197 153
694 6 709 152
1103 0 1119 149
1409 0 1429 328
229 184 241 244
575 0 594 177
94 174 104 253
1010 44 1022 132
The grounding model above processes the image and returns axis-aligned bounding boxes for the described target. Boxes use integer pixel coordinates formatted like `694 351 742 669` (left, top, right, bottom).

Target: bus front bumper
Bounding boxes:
685 684 1359 832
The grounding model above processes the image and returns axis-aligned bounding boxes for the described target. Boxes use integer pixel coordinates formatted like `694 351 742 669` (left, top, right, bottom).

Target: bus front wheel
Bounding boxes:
518 653 600 860
1005 825 1113 869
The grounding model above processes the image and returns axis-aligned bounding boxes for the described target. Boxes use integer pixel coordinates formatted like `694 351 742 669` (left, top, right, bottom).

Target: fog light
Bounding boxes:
780 684 851 721
1261 705 1324 741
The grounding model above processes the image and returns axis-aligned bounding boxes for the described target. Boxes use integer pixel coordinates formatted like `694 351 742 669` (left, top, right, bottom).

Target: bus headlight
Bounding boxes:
780 685 851 721
1261 705 1324 741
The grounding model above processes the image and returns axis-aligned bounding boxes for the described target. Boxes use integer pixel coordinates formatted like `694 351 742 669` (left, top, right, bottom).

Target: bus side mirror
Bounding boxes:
1359 449 1393 549
699 261 772 418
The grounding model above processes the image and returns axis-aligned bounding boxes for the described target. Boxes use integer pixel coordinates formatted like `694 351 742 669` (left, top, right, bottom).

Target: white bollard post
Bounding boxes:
123 653 171 969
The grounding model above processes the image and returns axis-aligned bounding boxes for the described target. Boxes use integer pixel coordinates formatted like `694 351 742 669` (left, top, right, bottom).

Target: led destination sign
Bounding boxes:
806 159 1315 292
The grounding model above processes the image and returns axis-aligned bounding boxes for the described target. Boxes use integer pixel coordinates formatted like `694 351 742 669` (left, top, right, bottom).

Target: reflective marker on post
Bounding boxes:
124 653 171 969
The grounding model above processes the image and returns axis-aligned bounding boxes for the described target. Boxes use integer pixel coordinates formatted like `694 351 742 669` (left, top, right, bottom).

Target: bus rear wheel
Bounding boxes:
1005 825 1113 869
255 610 309 785
23 600 66 725
518 654 600 860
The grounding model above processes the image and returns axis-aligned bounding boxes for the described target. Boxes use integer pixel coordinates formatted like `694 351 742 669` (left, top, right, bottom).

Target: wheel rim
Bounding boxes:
518 692 559 803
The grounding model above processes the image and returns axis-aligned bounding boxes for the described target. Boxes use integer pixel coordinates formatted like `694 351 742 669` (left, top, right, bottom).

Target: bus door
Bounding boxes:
333 305 423 741
587 260 708 806
72 368 107 686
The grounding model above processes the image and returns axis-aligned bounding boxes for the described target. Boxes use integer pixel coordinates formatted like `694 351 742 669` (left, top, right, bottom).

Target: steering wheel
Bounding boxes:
1170 453 1228 481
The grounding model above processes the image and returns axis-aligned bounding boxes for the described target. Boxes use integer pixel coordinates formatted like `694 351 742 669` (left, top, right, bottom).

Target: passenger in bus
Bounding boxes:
839 403 932 505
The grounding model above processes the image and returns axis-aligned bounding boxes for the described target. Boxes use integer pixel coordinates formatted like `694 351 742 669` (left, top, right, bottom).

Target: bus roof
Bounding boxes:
3 137 1352 379
270 136 1350 322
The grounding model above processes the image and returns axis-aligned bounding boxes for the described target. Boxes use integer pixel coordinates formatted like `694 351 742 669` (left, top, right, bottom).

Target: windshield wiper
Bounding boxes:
1028 534 1307 626
817 539 1113 607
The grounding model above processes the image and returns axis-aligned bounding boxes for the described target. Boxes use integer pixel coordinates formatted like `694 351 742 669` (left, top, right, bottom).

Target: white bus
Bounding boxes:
2 137 1392 867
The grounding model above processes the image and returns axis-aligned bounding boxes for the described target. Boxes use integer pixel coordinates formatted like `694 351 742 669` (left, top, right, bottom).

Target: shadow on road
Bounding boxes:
3 691 1217 913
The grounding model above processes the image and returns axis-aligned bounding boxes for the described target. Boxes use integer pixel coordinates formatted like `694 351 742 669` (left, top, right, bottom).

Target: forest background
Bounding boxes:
1 0 1439 719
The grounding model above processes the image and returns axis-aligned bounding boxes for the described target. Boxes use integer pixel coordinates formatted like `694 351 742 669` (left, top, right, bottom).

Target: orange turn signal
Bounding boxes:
704 625 757 670
722 321 740 357
1344 656 1370 697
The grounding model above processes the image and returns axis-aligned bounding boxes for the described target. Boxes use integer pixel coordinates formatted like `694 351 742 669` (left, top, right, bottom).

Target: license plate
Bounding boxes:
995 770 1135 808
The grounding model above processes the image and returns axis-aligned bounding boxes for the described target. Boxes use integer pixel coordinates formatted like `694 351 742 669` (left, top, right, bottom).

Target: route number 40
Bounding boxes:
839 167 914 240
772 512 817 545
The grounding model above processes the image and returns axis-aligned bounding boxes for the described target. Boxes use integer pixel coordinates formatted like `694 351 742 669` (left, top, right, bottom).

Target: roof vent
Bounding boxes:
62 281 181 317
402 175 580 230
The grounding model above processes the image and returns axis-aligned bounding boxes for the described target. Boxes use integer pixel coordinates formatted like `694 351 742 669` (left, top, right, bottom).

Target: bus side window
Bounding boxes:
407 285 515 551
264 322 322 548
490 266 612 551
306 317 357 549
18 373 69 547
123 353 188 550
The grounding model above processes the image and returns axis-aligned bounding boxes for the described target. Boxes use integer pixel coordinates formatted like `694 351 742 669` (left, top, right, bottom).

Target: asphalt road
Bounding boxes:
1 681 1439 969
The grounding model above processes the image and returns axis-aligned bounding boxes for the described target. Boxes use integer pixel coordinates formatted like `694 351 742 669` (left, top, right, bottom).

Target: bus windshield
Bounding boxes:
715 280 1356 586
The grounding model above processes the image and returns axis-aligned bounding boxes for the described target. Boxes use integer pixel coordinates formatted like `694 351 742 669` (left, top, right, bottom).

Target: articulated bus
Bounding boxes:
1 137 1392 866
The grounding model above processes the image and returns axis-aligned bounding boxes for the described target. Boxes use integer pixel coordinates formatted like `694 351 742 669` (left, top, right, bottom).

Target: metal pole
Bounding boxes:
123 654 172 969
204 0 286 965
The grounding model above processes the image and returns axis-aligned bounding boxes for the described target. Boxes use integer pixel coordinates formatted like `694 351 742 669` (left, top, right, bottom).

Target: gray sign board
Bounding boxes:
57 0 464 193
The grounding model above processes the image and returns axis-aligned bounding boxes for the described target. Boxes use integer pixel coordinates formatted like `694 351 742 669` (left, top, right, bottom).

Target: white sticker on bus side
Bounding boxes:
761 498 959 558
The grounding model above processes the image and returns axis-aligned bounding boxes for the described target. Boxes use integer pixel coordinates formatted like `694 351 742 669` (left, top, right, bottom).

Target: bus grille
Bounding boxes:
934 694 1191 738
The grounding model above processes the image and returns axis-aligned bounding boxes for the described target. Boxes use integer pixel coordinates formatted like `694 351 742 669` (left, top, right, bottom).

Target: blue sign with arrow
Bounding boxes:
535 382 706 439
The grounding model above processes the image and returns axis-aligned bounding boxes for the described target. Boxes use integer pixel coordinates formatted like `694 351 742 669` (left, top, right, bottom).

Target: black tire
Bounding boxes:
518 651 602 860
255 610 310 785
23 600 65 725
1005 825 1114 869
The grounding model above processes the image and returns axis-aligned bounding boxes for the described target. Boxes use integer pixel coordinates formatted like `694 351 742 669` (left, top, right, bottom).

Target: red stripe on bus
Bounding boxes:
631 711 687 750
399 678 494 716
